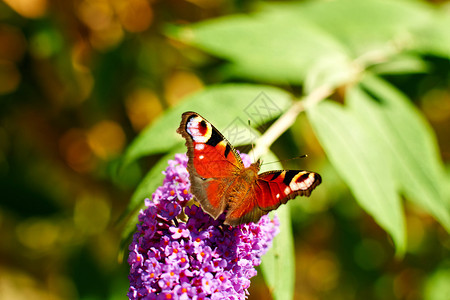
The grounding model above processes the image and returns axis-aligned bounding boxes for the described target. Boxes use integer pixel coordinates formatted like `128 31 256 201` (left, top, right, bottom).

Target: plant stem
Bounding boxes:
249 84 334 159
249 41 402 159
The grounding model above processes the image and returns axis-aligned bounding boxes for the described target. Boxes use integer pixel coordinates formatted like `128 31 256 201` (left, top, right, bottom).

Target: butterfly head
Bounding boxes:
249 159 262 171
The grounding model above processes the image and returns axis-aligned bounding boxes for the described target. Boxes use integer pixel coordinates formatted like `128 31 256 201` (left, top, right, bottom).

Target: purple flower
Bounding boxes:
128 153 280 299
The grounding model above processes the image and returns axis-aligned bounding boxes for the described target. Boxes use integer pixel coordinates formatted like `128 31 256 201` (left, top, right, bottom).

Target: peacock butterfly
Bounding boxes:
177 111 321 226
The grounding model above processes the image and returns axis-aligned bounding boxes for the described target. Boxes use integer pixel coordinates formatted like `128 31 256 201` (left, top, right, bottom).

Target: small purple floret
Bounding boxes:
128 153 280 299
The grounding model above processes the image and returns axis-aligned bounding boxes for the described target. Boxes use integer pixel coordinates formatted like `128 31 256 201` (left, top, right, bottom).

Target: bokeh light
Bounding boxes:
3 0 47 19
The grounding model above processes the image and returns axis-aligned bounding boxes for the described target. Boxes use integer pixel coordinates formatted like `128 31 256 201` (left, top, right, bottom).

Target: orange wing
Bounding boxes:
177 112 244 219
224 170 322 226
256 170 321 210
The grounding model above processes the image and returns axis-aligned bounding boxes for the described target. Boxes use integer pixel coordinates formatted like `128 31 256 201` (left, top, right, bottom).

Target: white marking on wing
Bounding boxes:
195 144 205 151
289 174 314 191
186 117 211 143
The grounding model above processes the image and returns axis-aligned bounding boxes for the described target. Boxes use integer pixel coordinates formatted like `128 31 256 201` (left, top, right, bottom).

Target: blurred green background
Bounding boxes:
0 0 449 299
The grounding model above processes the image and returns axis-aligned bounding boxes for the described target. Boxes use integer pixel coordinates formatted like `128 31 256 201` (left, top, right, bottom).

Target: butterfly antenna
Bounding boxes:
248 119 257 163
261 154 308 166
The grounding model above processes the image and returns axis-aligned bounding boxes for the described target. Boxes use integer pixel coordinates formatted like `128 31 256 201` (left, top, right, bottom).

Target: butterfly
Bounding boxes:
177 111 321 226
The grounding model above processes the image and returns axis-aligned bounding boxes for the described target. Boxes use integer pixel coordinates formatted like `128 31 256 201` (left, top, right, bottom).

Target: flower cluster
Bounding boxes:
128 153 280 300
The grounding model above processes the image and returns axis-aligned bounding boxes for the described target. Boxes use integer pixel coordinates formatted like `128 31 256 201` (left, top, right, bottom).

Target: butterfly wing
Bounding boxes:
224 170 322 225
224 185 265 226
256 170 322 210
177 111 244 219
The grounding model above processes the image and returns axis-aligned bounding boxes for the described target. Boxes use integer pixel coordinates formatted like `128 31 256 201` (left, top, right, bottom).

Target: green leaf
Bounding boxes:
358 74 450 231
261 205 295 300
369 53 429 75
307 73 450 253
168 0 446 85
292 0 435 56
412 8 450 59
121 84 293 168
260 152 295 300
168 9 349 84
307 98 406 253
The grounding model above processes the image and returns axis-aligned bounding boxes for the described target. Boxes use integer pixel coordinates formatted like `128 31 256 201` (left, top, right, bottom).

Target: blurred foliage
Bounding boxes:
0 0 449 300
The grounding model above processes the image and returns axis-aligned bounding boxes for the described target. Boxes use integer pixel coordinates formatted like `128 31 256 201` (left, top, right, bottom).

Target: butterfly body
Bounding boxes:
177 111 321 226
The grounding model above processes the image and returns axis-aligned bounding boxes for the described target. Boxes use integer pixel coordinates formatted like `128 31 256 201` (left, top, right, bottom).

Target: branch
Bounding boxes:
249 41 404 160
250 84 334 159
